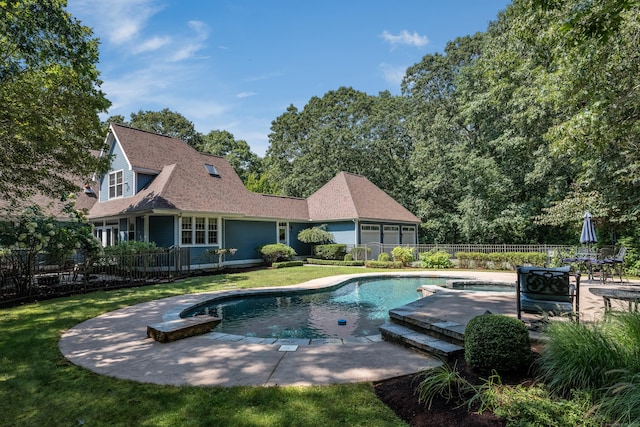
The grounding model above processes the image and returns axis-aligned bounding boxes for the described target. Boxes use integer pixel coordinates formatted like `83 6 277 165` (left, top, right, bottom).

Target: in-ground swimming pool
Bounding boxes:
182 276 449 340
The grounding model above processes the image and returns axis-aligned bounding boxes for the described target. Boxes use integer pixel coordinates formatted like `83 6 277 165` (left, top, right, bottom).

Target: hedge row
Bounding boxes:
364 260 404 269
271 261 304 269
455 251 547 270
306 258 365 266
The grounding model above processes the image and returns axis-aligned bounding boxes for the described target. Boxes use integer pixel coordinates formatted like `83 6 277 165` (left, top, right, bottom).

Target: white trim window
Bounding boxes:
361 224 380 233
181 216 218 246
278 222 288 245
108 170 124 199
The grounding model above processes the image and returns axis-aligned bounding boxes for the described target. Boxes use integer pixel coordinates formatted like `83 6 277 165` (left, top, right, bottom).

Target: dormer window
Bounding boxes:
108 170 123 199
205 164 220 177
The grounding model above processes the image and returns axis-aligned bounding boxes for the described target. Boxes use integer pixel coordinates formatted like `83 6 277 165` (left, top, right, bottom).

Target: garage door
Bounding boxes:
402 226 416 245
383 225 400 245
360 224 380 245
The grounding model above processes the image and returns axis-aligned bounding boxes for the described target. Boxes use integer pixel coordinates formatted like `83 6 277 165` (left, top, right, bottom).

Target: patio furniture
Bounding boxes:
516 266 580 322
602 246 626 283
589 286 640 312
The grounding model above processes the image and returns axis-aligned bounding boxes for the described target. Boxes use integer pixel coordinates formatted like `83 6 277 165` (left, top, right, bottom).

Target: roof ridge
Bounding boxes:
111 123 183 142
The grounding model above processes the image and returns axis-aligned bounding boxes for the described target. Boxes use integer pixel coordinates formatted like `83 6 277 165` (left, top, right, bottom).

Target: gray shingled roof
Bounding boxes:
86 124 419 224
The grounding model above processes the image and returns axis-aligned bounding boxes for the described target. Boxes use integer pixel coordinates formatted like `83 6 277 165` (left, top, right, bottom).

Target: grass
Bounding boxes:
0 266 408 427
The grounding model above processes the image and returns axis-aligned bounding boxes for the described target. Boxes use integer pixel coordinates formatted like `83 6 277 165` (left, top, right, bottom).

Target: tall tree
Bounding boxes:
0 0 111 203
265 87 414 208
128 108 203 148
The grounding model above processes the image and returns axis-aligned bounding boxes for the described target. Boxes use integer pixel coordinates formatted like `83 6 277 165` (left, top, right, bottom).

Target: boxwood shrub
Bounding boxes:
271 261 304 269
464 313 531 375
306 258 364 266
259 243 296 265
365 260 403 269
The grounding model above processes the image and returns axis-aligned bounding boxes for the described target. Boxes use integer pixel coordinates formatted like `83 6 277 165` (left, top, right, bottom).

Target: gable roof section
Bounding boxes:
307 172 420 223
90 126 418 224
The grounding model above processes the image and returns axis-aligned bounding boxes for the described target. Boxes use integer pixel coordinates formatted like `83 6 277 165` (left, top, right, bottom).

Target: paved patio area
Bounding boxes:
58 270 634 387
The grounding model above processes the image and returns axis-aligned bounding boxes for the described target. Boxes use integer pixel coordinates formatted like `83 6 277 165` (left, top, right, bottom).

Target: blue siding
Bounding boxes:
322 222 356 245
290 222 312 256
224 220 277 260
99 138 134 202
136 173 155 192
149 216 174 247
189 246 220 264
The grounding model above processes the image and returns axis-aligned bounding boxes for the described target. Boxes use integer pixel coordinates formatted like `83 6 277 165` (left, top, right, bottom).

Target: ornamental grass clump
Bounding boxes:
464 314 531 375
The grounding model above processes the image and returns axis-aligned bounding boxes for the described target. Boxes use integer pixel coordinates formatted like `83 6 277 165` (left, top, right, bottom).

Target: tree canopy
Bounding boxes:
0 0 111 203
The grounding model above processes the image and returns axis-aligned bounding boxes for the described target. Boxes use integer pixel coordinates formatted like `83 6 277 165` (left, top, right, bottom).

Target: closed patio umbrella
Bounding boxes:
580 211 597 245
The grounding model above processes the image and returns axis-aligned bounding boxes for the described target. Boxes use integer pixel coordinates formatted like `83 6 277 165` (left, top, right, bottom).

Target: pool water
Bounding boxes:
183 276 448 340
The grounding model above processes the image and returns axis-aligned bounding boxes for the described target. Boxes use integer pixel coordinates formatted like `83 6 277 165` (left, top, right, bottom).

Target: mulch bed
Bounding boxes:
374 349 539 427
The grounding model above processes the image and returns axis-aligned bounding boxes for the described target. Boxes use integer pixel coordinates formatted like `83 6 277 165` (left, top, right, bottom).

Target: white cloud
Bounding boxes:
134 36 171 54
236 92 256 99
380 30 429 48
188 20 209 40
68 0 162 45
379 63 407 87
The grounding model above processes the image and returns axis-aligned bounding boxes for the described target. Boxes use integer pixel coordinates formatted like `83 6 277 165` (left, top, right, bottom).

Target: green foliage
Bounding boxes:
377 253 391 262
259 244 296 264
297 226 335 245
343 253 353 261
128 108 203 148
0 202 101 296
313 244 347 260
391 246 415 266
306 258 365 267
271 260 304 269
365 260 403 269
456 252 547 270
419 250 454 269
103 241 160 255
479 383 600 427
0 0 111 202
464 314 531 375
416 361 475 409
537 311 640 409
259 243 296 265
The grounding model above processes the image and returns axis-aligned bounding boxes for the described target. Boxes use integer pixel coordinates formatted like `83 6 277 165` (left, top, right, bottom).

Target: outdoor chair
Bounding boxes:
602 246 626 283
516 266 580 322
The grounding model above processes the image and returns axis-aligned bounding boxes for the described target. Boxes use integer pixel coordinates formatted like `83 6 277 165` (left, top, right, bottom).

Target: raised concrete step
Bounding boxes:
388 308 466 346
380 323 464 359
147 315 221 343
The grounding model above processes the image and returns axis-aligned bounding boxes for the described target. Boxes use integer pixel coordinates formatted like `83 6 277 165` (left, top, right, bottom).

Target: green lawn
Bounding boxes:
0 267 409 427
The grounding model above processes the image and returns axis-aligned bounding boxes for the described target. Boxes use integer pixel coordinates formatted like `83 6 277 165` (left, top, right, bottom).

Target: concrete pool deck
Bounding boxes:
58 270 634 387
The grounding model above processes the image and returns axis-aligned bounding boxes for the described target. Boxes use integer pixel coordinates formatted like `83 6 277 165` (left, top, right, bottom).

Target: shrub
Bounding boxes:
306 258 364 266
416 362 474 409
420 250 453 269
297 226 335 244
464 314 531 375
343 253 353 261
378 252 390 262
313 244 347 260
271 260 304 269
259 243 296 265
365 260 403 269
391 246 415 266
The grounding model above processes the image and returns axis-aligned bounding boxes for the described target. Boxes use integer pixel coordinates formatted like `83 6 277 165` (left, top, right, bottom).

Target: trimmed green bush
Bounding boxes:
464 314 531 375
365 260 403 269
313 244 347 260
392 246 415 266
259 243 296 265
343 253 353 261
456 251 547 270
420 250 454 269
378 252 391 262
271 260 304 268
306 258 365 266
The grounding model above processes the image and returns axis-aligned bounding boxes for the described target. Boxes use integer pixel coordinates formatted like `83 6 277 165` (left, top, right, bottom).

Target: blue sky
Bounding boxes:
67 0 511 156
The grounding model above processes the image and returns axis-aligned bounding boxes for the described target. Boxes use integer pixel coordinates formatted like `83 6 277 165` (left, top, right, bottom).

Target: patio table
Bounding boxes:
589 287 640 312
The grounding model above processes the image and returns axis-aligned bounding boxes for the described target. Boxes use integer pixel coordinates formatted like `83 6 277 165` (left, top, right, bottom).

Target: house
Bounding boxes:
78 124 422 266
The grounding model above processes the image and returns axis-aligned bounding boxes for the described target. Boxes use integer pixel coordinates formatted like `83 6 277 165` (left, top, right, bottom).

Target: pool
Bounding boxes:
182 276 450 340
